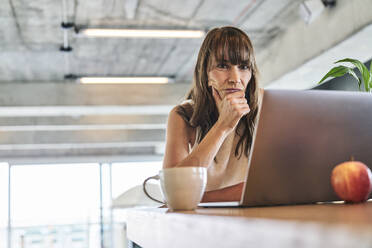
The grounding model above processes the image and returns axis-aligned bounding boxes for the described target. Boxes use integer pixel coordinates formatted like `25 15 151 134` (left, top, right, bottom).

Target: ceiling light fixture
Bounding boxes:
77 28 205 38
79 77 170 84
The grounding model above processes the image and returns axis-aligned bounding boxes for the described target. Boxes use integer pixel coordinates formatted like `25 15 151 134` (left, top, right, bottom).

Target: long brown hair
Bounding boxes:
177 26 259 159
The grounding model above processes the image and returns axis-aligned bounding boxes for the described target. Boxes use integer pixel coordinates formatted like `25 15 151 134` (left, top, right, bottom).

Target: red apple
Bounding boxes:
331 161 372 203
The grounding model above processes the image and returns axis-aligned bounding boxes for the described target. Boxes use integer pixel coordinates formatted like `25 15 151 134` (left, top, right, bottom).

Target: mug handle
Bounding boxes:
142 175 165 204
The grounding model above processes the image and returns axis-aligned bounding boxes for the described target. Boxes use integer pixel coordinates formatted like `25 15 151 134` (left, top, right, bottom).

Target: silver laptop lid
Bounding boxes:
241 89 372 207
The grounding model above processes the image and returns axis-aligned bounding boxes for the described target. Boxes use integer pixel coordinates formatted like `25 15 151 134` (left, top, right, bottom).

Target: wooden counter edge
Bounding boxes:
125 208 372 248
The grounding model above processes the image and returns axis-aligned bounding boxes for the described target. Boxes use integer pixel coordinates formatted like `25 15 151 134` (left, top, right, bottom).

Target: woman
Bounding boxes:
163 26 262 202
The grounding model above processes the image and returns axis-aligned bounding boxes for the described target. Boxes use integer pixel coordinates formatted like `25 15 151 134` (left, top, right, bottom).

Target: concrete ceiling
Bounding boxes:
1 0 372 164
1 0 299 81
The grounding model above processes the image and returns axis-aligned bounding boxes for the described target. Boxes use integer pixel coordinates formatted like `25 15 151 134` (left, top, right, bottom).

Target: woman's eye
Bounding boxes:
217 64 228 69
240 64 250 70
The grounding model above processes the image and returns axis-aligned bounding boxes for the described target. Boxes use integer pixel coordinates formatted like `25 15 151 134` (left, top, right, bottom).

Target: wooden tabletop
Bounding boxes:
125 201 372 248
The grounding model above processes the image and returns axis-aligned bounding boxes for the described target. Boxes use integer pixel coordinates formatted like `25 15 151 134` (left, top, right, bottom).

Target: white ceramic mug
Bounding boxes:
143 167 207 211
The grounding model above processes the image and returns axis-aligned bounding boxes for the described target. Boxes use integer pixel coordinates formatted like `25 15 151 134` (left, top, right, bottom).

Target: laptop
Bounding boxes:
199 89 372 207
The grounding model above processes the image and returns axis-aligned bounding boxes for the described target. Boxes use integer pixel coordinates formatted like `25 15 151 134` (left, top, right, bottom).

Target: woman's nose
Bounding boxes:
228 66 241 84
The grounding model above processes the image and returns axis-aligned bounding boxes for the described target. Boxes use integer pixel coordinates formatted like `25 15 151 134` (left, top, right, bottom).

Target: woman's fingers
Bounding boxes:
215 93 250 131
229 98 247 104
230 102 250 114
232 104 250 113
241 106 251 115
215 88 250 129
226 90 245 99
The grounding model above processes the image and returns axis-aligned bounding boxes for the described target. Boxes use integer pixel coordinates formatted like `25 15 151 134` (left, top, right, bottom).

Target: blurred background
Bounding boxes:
1 0 371 247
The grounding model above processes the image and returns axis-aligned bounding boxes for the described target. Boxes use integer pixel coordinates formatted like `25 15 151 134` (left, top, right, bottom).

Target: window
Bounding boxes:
5 160 162 248
10 163 100 247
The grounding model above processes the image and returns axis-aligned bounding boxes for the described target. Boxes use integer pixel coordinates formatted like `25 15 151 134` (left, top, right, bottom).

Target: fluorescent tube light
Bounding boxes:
80 77 169 84
79 29 205 38
0 106 173 116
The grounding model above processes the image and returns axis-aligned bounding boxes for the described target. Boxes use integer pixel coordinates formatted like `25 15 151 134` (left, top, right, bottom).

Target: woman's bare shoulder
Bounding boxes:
163 104 196 168
168 103 196 145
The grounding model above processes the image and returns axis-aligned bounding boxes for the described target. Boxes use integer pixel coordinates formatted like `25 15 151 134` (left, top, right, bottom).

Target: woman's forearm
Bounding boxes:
175 121 231 168
201 182 244 202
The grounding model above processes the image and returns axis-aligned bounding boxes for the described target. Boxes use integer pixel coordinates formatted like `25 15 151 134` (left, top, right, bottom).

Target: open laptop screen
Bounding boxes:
241 90 372 207
200 90 372 207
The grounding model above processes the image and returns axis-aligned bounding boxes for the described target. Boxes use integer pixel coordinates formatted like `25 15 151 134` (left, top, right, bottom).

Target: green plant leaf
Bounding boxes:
347 69 362 90
318 66 349 84
317 65 361 89
336 58 370 92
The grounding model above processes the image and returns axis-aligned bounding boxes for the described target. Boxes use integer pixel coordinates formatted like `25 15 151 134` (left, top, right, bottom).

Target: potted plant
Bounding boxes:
318 58 372 92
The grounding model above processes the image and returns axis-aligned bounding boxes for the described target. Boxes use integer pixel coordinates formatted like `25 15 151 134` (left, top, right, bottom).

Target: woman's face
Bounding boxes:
207 55 252 99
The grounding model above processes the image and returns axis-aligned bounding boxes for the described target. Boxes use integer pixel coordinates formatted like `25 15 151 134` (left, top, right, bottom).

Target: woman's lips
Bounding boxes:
224 88 242 94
